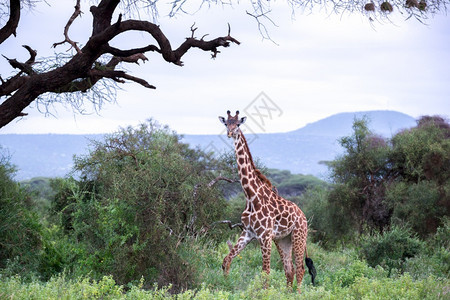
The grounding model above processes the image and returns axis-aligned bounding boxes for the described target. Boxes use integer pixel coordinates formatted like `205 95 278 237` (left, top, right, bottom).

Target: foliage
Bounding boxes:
1 240 448 299
48 120 228 290
209 151 243 199
303 185 358 246
37 224 83 281
21 177 55 200
391 116 450 184
0 148 43 278
329 117 393 233
2 116 450 296
402 217 450 279
433 216 450 250
360 226 424 274
322 115 450 244
267 169 326 197
386 180 445 236
387 116 450 236
20 177 54 218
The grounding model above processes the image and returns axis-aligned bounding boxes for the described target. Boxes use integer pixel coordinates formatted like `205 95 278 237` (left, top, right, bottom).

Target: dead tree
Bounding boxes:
0 0 239 128
1 0 447 128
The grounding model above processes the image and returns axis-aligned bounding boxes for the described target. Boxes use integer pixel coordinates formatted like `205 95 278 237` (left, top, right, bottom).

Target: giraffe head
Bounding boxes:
219 110 247 139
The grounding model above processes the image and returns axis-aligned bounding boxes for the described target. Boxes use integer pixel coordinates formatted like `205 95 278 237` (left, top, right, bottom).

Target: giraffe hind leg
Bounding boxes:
292 225 307 293
274 236 295 287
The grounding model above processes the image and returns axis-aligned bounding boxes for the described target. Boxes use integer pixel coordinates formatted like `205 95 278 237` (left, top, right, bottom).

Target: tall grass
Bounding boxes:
1 239 448 299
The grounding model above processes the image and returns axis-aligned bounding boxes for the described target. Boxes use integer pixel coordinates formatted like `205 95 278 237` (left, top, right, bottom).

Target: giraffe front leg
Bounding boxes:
222 230 253 275
260 237 273 274
259 236 273 288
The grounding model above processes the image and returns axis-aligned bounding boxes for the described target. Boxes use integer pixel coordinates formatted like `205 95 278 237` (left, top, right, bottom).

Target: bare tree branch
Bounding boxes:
51 54 151 93
0 0 20 43
87 19 240 66
90 0 120 35
106 53 148 66
89 68 156 89
186 175 239 234
0 0 239 128
23 45 37 65
246 9 279 44
104 44 161 57
0 73 28 97
207 175 239 188
1 45 36 75
52 0 83 53
212 220 244 231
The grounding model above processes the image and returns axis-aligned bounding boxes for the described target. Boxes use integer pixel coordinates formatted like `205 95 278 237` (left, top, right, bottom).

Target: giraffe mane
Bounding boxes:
239 130 273 189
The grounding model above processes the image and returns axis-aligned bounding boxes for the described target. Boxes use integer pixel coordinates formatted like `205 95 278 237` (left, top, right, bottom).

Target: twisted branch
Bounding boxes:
0 0 239 128
0 0 20 43
212 220 244 231
52 0 83 53
89 68 156 89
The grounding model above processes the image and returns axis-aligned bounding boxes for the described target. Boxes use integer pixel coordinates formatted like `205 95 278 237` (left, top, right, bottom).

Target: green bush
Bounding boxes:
49 120 229 290
389 116 450 236
303 185 358 247
402 217 450 279
1 241 448 299
37 224 86 281
328 260 384 288
386 180 444 237
320 116 450 241
20 177 54 218
0 149 43 278
360 226 424 274
267 169 325 197
434 216 450 250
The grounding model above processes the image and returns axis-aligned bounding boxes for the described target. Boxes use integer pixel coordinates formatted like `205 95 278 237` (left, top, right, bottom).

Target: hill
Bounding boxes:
0 110 416 180
0 134 103 180
291 110 416 137
182 110 416 178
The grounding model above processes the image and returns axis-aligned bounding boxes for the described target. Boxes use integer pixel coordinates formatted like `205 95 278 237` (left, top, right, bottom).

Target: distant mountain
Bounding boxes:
182 110 416 178
0 110 417 181
290 110 416 137
0 134 103 181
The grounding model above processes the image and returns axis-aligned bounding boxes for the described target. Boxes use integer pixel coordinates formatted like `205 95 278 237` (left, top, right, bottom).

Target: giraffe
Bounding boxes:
219 110 316 292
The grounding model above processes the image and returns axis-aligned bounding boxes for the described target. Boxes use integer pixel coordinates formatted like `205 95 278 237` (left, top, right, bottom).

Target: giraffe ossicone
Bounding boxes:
218 110 316 292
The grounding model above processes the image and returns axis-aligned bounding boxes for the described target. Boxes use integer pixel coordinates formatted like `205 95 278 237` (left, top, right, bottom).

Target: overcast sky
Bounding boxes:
0 0 449 135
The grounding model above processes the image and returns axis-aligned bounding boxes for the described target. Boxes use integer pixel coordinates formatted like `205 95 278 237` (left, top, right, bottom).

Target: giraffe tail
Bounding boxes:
305 249 317 286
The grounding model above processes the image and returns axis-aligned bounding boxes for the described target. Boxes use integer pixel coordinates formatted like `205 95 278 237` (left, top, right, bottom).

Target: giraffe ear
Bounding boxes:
239 117 247 125
218 116 227 125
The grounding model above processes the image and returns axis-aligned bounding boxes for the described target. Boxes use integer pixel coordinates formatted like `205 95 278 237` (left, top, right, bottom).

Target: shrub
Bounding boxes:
434 216 450 250
360 225 424 274
329 260 382 287
0 149 43 278
304 185 358 246
386 180 444 237
50 120 229 290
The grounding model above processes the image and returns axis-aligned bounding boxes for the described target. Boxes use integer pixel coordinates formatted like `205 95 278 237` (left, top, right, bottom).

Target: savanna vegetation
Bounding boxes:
1 116 449 299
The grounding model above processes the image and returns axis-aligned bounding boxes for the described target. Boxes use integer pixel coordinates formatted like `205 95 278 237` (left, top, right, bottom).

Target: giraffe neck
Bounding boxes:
233 129 272 200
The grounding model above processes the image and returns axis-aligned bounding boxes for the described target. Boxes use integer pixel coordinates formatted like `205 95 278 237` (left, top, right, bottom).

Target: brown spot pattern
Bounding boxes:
222 124 310 293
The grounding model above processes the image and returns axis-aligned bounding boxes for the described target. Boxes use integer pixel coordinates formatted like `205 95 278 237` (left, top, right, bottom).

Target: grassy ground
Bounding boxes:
1 237 449 299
